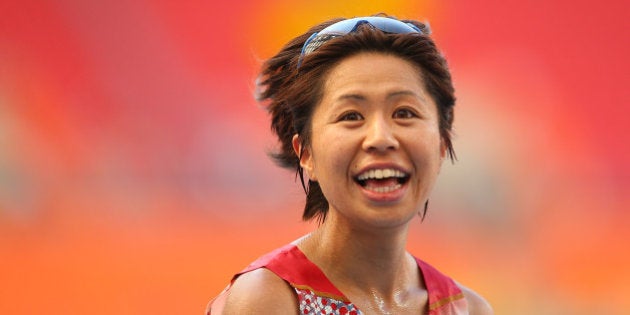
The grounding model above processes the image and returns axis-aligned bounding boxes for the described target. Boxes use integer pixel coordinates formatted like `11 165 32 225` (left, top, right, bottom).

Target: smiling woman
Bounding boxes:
207 14 493 315
298 53 444 230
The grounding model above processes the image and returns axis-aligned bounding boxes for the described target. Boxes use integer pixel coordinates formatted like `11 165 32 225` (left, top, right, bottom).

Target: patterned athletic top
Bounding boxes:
207 243 468 314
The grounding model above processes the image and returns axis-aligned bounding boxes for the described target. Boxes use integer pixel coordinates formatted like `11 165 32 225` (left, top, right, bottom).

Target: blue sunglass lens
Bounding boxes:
319 17 420 36
298 17 422 68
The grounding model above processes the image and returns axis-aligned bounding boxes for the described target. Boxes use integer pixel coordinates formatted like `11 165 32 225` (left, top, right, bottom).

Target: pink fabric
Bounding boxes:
416 258 468 314
207 244 468 314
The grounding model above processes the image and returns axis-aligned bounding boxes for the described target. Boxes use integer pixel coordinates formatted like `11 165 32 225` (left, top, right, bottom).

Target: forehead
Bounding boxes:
321 52 427 101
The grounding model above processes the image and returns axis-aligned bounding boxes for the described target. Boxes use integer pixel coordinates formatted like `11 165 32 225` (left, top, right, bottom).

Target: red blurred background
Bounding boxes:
0 0 628 314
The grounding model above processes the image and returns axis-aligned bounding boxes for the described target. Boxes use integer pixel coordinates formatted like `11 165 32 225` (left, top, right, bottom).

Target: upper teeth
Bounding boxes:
356 168 406 181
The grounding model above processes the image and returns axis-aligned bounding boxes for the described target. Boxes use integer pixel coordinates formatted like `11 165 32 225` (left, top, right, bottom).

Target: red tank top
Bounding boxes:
208 243 468 314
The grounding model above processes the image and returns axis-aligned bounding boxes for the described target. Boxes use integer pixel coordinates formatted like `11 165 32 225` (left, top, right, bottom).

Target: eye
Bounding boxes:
339 111 363 121
393 108 419 119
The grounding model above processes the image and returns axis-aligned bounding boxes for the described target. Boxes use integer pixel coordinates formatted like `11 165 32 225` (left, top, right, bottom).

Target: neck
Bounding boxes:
298 210 415 296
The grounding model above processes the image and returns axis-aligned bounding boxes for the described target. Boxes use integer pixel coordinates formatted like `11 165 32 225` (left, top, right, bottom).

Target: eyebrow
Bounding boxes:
336 90 427 103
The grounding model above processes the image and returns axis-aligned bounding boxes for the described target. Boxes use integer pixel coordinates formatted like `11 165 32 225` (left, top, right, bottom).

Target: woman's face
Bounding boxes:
295 52 446 229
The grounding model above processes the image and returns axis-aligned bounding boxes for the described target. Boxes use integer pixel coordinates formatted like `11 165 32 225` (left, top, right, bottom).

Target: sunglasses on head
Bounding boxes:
298 16 423 68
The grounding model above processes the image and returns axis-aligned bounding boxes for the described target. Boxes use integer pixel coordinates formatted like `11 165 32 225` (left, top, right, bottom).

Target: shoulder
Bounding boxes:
416 259 492 314
220 268 299 315
456 282 494 315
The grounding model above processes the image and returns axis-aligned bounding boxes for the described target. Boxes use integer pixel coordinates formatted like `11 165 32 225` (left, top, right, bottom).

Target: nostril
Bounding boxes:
363 137 399 152
361 119 400 152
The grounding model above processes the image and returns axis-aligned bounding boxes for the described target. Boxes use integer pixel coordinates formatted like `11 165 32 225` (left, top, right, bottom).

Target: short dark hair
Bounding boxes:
256 14 456 223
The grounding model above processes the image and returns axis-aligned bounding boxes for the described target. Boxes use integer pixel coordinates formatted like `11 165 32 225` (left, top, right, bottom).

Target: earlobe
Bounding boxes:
292 134 316 181
437 140 447 173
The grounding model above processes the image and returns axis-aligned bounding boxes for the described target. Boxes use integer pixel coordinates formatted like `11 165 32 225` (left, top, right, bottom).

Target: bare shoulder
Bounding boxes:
456 282 494 315
219 268 299 315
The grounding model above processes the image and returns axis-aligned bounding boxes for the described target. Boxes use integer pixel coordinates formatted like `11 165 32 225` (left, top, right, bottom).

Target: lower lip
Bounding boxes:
358 182 408 203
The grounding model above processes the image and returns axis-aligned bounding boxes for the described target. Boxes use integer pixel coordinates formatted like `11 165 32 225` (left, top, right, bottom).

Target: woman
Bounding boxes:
208 15 493 315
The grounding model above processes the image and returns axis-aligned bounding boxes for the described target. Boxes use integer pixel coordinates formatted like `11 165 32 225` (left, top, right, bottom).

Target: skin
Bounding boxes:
219 53 493 315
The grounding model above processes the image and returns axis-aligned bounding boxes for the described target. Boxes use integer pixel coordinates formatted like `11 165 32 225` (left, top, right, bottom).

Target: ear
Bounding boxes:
437 138 447 173
440 139 447 161
292 134 316 181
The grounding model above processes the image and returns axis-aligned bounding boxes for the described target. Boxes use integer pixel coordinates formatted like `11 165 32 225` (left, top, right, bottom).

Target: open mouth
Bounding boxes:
354 168 410 193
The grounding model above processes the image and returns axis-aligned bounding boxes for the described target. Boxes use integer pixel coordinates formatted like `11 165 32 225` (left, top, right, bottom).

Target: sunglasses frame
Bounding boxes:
298 17 422 68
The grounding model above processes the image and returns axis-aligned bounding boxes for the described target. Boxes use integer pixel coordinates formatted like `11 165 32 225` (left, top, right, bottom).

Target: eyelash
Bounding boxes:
339 111 363 121
393 108 419 119
337 108 420 122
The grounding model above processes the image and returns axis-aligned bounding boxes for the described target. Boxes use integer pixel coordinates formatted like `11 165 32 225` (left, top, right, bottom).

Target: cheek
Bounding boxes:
310 130 354 177
406 131 443 169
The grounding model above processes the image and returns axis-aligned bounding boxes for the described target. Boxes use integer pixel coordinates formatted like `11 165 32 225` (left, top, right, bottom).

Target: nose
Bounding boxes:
362 115 399 153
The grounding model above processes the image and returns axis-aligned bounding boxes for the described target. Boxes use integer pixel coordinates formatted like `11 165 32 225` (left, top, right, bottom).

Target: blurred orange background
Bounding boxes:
0 0 628 314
